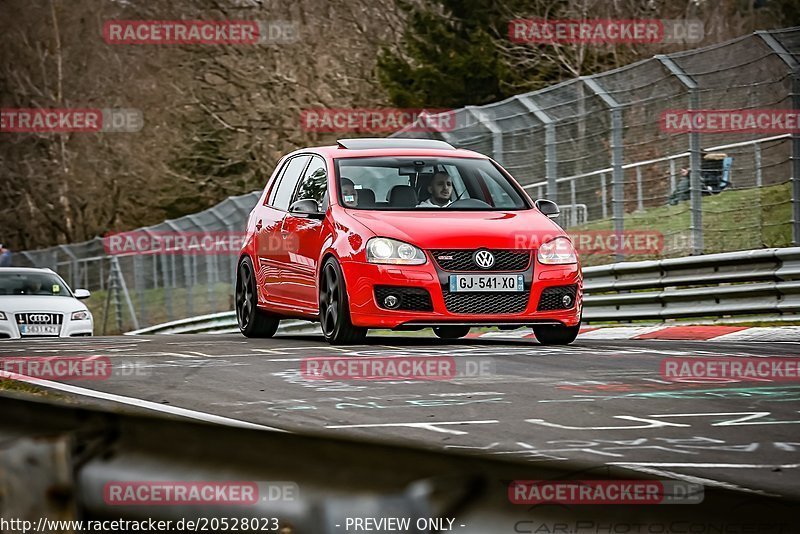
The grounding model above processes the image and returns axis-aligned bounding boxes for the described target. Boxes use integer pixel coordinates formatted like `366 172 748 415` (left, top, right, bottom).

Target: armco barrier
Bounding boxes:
582 246 800 321
1 395 797 529
126 313 316 335
127 247 800 334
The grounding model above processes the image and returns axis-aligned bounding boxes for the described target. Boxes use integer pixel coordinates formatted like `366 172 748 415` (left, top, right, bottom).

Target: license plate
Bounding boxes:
20 324 60 336
449 274 524 293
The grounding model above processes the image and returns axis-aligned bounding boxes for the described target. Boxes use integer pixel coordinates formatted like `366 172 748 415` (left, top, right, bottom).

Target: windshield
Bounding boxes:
335 156 530 210
0 271 72 297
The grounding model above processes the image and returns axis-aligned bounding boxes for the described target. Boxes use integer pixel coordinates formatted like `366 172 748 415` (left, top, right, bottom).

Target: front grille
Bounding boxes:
444 292 529 314
375 286 433 312
431 249 530 272
537 285 578 311
15 313 63 325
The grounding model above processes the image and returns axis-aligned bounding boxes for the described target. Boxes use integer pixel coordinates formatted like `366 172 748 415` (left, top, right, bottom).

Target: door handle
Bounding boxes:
255 220 263 231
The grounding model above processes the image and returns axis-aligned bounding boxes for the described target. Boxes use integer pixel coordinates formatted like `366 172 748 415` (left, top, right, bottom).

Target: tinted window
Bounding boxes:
270 155 310 210
292 156 327 208
264 158 289 206
0 271 72 297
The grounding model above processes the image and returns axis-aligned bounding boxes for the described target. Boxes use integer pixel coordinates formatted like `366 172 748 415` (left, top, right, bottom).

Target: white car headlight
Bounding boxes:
71 310 92 321
367 238 426 265
0 312 6 320
537 237 577 265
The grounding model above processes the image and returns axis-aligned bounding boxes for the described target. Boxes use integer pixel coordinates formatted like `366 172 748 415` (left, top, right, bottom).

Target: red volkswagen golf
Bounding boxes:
236 138 582 344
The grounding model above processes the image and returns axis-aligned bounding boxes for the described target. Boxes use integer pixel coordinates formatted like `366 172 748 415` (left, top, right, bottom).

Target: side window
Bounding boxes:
270 155 310 211
293 156 327 208
264 158 289 206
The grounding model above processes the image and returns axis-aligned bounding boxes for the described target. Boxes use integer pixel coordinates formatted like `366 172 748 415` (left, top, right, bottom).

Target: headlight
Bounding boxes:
538 237 577 265
71 310 91 321
367 238 426 265
0 312 6 320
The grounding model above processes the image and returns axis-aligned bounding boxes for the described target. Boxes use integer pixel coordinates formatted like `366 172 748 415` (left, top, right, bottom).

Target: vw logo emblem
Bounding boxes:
28 314 50 323
473 250 495 269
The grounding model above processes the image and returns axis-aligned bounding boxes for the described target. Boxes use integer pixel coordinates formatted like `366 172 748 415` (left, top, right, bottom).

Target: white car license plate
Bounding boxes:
20 324 60 336
449 274 524 293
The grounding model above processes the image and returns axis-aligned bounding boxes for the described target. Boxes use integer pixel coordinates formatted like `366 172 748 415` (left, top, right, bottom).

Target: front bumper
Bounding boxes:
343 256 582 329
0 313 94 340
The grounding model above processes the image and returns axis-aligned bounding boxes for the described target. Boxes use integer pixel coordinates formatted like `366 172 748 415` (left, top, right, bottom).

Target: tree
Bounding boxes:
377 0 565 108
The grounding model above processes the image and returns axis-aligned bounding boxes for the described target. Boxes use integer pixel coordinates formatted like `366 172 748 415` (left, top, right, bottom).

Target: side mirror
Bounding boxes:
535 199 560 219
289 199 324 220
74 289 91 299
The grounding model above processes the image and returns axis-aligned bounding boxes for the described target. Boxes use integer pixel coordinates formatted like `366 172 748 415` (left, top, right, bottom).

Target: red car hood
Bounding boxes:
348 210 565 249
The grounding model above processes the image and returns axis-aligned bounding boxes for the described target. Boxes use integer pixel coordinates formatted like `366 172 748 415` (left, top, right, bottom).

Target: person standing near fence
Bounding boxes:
0 243 11 267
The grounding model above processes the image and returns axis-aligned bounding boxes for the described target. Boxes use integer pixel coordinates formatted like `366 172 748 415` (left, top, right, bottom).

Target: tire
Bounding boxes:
533 323 580 345
319 258 367 344
236 257 280 338
433 326 471 339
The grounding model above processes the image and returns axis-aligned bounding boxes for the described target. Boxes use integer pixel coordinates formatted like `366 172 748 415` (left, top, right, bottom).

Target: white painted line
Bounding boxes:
615 465 768 495
578 326 667 340
327 420 499 435
713 327 800 342
478 329 531 339
610 462 800 468
0 371 286 433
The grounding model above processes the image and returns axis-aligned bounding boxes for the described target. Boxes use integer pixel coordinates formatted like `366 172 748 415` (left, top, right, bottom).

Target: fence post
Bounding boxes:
583 76 625 261
754 143 762 188
600 173 608 219
669 159 677 195
465 106 503 164
656 54 703 255
636 167 644 211
519 95 557 201
134 254 146 327
794 71 800 246
757 32 800 245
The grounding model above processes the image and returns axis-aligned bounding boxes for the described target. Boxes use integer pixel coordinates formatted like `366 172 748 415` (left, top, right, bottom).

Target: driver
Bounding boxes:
24 279 43 295
340 178 359 208
417 171 453 208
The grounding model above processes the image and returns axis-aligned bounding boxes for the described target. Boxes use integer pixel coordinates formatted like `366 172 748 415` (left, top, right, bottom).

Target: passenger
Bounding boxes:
340 178 359 208
0 243 11 267
417 172 453 208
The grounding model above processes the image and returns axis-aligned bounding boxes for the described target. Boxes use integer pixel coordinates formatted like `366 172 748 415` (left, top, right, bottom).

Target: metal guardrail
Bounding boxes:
582 246 800 322
126 313 317 335
126 248 800 334
2 395 797 531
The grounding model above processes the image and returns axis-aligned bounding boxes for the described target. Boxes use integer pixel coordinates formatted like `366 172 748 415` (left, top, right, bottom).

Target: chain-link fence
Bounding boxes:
13 192 259 334
11 28 800 332
395 28 800 262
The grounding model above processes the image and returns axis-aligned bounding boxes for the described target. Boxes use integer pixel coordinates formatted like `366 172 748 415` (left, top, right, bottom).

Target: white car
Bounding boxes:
0 268 93 339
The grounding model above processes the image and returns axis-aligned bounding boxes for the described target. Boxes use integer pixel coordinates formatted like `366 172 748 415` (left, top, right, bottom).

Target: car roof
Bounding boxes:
0 267 55 274
285 138 490 160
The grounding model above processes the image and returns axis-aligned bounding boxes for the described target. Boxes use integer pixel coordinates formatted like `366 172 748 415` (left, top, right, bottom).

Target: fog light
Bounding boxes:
562 295 573 307
384 295 400 309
